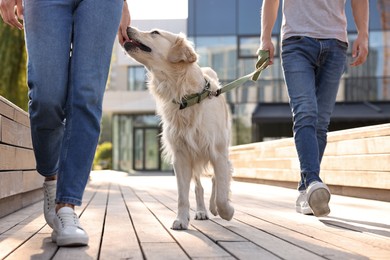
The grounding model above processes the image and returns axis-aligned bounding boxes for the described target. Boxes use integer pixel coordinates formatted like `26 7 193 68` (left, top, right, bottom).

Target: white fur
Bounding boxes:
125 27 234 230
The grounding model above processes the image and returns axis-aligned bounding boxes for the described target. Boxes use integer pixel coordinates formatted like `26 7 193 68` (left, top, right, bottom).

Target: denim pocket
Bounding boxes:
336 39 348 50
282 36 304 46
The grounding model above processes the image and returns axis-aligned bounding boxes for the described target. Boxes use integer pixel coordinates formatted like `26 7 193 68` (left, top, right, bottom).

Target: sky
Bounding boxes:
127 0 188 20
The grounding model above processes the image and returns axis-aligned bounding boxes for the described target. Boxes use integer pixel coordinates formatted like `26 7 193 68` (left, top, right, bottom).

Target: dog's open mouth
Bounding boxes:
124 38 152 53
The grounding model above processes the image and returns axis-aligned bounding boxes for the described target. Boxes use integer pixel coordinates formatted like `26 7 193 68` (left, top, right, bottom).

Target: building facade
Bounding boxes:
105 0 390 172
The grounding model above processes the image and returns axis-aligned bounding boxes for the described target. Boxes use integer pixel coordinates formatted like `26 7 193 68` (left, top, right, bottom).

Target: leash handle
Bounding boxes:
251 50 270 81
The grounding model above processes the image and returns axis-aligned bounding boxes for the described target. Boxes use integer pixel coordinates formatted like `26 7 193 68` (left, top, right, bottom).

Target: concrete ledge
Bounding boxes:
230 123 390 202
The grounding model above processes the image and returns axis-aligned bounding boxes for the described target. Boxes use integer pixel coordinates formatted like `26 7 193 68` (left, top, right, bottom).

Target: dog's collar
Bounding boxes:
173 79 221 110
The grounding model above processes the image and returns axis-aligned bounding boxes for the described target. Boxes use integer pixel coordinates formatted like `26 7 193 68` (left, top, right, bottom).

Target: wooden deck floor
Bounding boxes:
0 170 389 260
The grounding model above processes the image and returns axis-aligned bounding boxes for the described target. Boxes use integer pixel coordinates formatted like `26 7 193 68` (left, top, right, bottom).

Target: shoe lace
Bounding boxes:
58 211 80 228
44 184 56 210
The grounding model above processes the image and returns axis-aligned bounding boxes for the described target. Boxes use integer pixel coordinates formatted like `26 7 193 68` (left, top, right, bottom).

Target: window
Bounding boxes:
127 66 147 91
238 35 279 59
195 36 237 80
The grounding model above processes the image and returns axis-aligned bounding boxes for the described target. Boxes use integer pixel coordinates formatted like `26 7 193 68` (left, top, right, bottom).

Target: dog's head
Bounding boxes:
123 27 198 70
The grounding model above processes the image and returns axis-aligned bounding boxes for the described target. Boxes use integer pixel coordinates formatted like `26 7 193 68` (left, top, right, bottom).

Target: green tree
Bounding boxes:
0 22 28 111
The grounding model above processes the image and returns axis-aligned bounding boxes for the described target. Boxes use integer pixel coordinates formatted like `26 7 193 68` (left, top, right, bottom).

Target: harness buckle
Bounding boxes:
208 88 221 99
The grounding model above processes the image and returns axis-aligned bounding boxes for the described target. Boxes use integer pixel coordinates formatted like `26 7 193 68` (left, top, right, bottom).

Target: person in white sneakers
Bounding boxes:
259 0 369 216
1 0 131 246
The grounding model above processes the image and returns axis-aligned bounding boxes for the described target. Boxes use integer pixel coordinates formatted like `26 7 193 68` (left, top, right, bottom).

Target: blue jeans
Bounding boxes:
23 0 123 205
281 36 347 191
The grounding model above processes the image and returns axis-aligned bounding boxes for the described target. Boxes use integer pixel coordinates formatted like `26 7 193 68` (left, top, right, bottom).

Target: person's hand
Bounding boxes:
0 0 24 30
258 39 275 65
350 34 368 67
118 1 130 46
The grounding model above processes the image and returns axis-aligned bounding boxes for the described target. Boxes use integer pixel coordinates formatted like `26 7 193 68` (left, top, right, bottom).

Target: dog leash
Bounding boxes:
176 50 270 110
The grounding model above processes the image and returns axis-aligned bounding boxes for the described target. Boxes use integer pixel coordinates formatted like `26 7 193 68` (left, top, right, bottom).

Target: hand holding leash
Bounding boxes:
251 50 270 81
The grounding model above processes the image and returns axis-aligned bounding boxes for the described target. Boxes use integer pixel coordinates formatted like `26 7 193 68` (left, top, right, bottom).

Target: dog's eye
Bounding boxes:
151 30 160 35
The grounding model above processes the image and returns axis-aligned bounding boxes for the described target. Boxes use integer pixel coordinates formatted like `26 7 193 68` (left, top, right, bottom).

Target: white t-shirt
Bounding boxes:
281 0 348 42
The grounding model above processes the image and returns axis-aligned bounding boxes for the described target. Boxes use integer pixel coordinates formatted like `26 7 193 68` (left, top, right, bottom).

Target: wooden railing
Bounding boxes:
230 123 390 202
0 96 43 218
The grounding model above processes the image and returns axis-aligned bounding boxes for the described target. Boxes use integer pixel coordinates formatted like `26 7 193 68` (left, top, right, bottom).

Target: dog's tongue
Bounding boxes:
124 39 151 52
124 39 137 51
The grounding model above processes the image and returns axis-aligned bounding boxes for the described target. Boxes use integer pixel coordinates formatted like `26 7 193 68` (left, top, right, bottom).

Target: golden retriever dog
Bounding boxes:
124 27 234 230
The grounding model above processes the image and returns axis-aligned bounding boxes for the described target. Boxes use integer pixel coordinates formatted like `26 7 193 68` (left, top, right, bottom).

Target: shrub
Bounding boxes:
93 142 112 170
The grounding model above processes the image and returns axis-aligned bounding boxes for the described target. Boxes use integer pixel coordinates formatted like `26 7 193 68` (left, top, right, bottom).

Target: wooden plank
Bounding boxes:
0 144 16 170
228 181 390 259
0 96 29 126
5 228 57 260
0 144 35 171
1 182 109 260
13 108 30 127
15 146 36 170
0 115 32 148
229 124 390 194
99 184 143 260
324 135 390 156
139 178 374 259
213 218 325 260
1 174 389 259
322 154 390 171
126 187 212 259
0 201 41 235
22 170 44 193
233 211 368 260
0 171 23 199
0 96 16 121
233 168 299 183
155 181 344 260
143 181 285 260
0 188 43 219
166 181 328 260
0 205 46 259
327 123 390 142
0 170 41 208
119 183 194 260
130 184 234 259
233 167 390 190
170 177 390 259
232 157 300 171
322 170 390 189
120 186 177 243
141 242 190 260
53 183 109 260
218 241 280 260
10 182 101 259
234 154 390 173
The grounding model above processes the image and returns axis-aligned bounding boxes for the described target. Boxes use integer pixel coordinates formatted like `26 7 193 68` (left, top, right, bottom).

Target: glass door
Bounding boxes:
133 127 161 171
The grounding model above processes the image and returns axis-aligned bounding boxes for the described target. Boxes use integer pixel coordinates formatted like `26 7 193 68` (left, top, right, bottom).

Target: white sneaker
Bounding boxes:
52 207 89 246
306 181 331 217
295 190 313 215
43 180 57 228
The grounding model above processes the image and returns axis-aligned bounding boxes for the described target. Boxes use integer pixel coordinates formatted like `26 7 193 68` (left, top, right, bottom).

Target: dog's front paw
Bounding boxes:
171 218 189 230
209 203 218 216
194 211 209 220
218 203 235 221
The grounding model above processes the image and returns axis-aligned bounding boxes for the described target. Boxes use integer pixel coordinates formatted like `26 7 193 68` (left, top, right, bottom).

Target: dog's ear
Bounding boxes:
168 36 197 63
